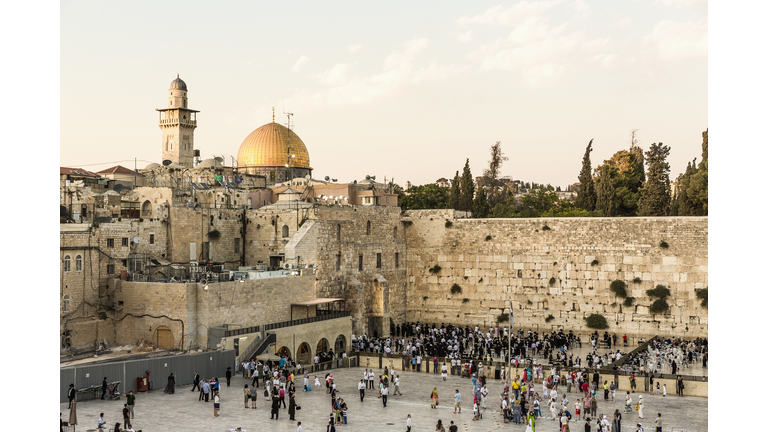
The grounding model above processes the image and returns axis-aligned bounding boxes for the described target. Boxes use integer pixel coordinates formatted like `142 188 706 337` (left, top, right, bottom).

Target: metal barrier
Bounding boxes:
263 312 350 332
60 349 235 404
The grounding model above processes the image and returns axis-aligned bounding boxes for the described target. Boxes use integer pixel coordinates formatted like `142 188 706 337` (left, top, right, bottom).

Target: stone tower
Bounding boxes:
156 75 199 167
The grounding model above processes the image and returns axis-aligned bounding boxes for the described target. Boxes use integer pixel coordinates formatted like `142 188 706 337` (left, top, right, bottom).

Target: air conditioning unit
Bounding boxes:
283 263 293 270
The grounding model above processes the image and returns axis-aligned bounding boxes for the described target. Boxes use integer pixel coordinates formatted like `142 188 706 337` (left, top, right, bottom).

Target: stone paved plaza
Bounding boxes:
60 365 707 432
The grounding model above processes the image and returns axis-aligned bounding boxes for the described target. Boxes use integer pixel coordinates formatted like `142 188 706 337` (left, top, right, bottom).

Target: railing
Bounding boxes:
263 311 350 331
239 333 276 365
236 333 264 365
227 325 260 338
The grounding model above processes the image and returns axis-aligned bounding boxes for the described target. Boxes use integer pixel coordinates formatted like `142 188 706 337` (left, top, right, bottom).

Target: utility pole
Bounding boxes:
508 300 513 379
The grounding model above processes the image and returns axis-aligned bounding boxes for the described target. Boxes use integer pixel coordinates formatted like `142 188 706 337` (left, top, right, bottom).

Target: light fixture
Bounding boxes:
203 284 209 291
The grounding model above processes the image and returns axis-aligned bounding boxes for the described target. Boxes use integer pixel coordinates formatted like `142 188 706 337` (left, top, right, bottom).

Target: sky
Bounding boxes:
60 0 707 189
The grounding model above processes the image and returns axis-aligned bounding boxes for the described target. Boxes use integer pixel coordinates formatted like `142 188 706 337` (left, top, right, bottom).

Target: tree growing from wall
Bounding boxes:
575 140 596 211
637 142 672 216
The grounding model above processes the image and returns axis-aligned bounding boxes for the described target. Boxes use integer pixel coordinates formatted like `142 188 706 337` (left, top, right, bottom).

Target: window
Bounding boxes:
336 224 341 240
122 238 129 247
107 264 115 275
386 197 390 203
336 253 341 271
202 242 210 261
235 239 240 254
63 255 71 273
62 295 70 313
75 255 82 272
366 221 371 235
376 253 382 268
122 259 127 267
358 255 363 271
149 234 155 244
395 252 399 268
282 225 289 238
393 227 397 239
107 238 114 248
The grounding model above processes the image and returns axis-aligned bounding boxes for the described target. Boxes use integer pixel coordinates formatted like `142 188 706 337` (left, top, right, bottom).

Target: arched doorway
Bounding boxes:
316 338 330 355
153 325 174 349
277 346 291 358
141 200 152 217
297 342 312 365
334 335 346 355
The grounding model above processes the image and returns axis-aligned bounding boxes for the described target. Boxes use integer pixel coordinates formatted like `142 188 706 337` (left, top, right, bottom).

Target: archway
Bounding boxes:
297 342 312 365
277 346 291 358
282 225 289 238
153 325 174 349
334 335 346 355
316 338 330 355
141 200 152 217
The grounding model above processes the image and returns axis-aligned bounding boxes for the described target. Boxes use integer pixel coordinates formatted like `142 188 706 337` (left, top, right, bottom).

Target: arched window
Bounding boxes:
63 255 71 273
366 221 371 235
62 295 70 313
141 200 152 217
282 225 289 238
393 226 397 239
75 255 83 272
247 198 252 209
337 224 341 240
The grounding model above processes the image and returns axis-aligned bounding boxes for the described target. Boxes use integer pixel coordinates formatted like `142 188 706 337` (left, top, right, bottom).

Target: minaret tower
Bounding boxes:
156 74 199 167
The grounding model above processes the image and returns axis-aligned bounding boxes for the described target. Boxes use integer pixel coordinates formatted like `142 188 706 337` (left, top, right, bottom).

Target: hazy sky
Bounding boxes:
61 0 707 188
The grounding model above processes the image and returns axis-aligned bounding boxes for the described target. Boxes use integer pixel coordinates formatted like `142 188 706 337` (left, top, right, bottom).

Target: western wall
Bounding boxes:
401 209 708 338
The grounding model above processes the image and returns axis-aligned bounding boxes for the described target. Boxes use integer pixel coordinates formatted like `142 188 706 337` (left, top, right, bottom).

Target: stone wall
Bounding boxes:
167 206 244 266
403 210 708 338
112 274 316 350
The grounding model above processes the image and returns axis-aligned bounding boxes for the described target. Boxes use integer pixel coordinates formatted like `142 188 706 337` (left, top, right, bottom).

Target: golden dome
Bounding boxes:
236 122 311 169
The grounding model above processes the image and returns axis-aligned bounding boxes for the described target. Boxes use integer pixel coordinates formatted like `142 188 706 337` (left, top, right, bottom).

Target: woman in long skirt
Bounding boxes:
163 373 175 394
213 390 221 417
431 387 439 409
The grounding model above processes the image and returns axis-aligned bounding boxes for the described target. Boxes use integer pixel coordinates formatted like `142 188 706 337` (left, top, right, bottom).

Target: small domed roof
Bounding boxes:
198 158 223 168
144 163 161 170
170 74 187 91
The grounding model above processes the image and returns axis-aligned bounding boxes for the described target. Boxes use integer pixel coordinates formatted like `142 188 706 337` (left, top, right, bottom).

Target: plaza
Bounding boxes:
60 363 707 432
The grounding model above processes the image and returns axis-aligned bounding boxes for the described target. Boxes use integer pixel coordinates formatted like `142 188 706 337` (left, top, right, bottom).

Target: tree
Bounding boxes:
595 164 617 216
400 184 450 210
449 171 460 210
671 129 708 216
637 142 672 216
483 141 509 206
459 159 475 212
629 129 646 183
575 139 596 210
472 186 490 218
596 150 644 216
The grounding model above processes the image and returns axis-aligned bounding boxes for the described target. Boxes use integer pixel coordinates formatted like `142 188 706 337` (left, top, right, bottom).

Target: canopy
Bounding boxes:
256 353 281 361
291 298 344 307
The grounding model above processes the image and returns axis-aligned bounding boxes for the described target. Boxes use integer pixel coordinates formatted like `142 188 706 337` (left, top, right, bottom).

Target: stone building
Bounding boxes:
157 75 198 167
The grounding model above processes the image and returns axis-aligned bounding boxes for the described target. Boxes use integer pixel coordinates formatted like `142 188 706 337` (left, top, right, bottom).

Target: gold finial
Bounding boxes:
272 107 275 123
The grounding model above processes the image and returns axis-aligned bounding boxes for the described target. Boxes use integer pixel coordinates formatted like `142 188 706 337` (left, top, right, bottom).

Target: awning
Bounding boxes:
152 258 172 266
291 298 345 306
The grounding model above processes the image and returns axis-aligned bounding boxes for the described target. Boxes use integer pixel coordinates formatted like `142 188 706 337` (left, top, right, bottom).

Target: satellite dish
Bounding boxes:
365 175 370 180
371 176 376 181
162 160 172 166
324 176 330 181
214 156 224 163
133 237 141 244
332 178 337 182
194 204 201 211
113 184 124 193
353 180 357 185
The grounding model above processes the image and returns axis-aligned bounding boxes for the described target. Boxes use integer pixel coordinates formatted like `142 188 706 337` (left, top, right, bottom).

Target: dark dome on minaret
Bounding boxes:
170 74 187 90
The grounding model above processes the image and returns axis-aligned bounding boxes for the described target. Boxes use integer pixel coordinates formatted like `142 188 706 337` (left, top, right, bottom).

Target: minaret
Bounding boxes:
156 74 199 167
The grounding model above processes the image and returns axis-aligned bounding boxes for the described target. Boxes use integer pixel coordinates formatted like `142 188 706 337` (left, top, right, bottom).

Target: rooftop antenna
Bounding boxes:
283 100 294 131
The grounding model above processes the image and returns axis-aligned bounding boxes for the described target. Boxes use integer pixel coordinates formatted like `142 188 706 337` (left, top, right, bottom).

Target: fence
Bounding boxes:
60 349 235 404
262 311 350 332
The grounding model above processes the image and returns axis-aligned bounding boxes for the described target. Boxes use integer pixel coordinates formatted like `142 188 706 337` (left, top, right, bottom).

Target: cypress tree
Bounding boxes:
637 142 672 216
449 171 460 210
575 139 596 210
472 186 490 218
595 164 617 216
459 159 475 212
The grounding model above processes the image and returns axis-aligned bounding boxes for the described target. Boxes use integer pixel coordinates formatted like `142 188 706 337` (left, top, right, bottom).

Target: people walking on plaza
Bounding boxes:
637 395 644 419
226 367 232 387
431 387 439 409
436 419 445 432
244 385 250 408
198 376 205 400
654 413 662 432
101 377 108 400
393 375 402 395
122 404 131 429
591 395 598 418
289 388 297 421
201 379 211 402
213 390 221 417
359 379 366 402
406 414 412 432
676 377 684 396
625 392 632 413
549 397 557 420
454 389 461 414
381 383 389 407
251 366 259 388
280 386 286 408
68 383 76 408
164 373 175 394
613 409 622 432
315 376 321 389
662 384 666 397
442 363 448 380
192 371 200 392
271 390 280 420
126 390 135 419
250 384 258 409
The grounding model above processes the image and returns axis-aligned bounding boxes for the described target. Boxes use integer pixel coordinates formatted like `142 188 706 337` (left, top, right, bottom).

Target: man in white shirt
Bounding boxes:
416 355 422 372
393 375 401 395
297 421 303 432
480 384 489 409
381 384 389 407
358 379 366 402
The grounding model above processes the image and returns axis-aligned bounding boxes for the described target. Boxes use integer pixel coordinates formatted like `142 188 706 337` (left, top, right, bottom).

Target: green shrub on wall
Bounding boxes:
545 314 555 323
659 240 669 249
445 220 453 228
451 284 462 295
609 280 628 298
623 297 634 306
428 264 442 274
650 298 670 314
542 225 551 231
485 235 492 241
462 298 469 304
591 259 599 266
646 285 671 299
696 288 708 308
585 313 609 329
496 313 509 323
632 277 642 284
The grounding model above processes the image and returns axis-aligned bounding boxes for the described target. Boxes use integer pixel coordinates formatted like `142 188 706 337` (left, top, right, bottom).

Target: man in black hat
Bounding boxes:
68 384 76 408
226 367 232 387
101 377 108 400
